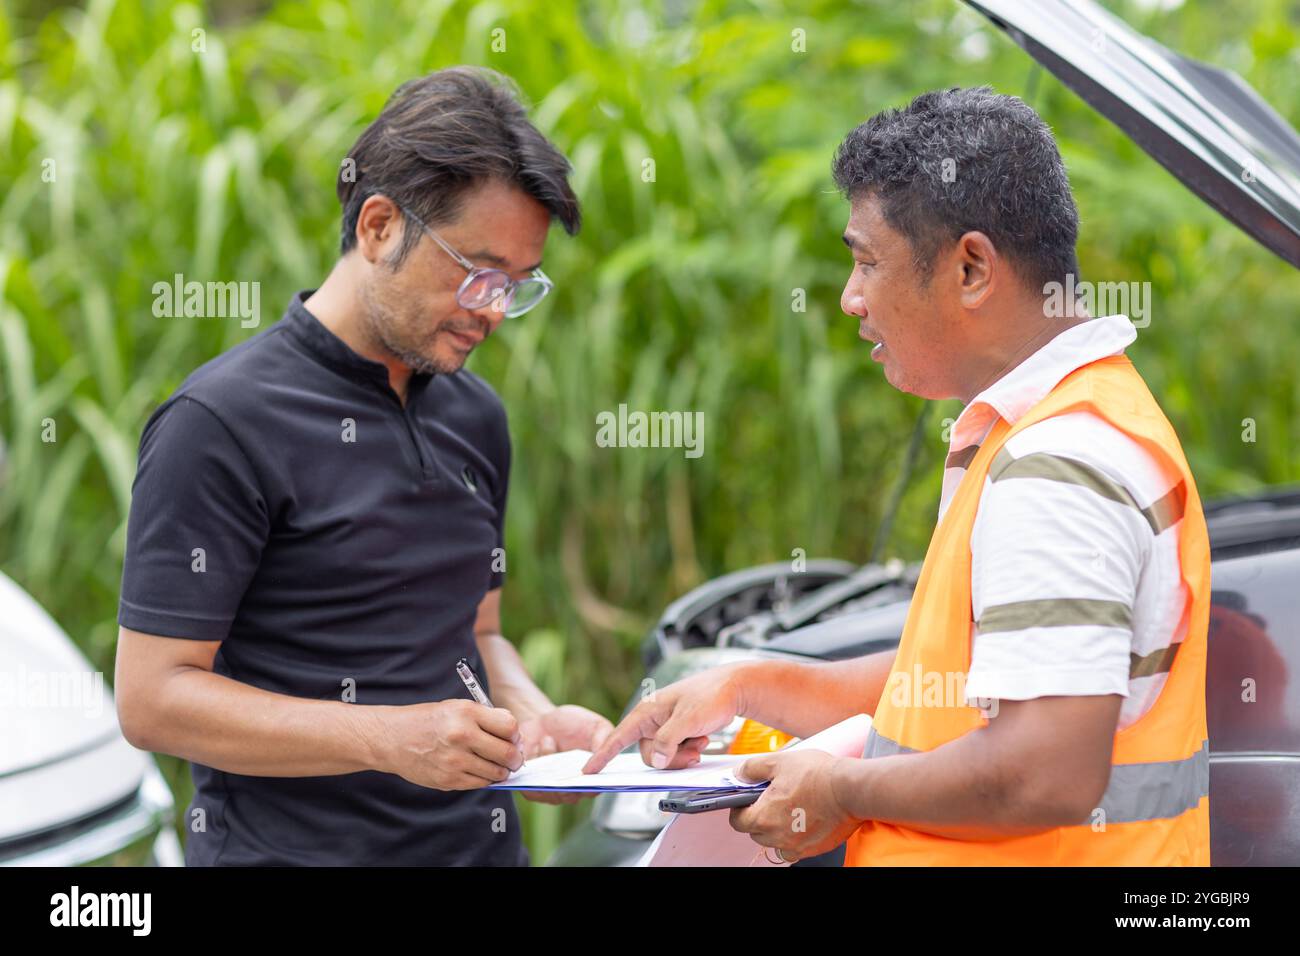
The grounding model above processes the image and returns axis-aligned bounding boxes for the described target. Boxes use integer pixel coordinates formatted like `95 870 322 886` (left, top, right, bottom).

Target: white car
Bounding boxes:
0 571 180 866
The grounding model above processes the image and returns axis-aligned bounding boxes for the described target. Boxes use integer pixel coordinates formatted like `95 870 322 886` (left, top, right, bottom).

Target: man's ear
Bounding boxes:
355 194 404 265
955 230 997 309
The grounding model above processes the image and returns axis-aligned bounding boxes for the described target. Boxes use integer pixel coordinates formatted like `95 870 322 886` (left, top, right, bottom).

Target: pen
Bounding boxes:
455 657 493 706
455 657 525 769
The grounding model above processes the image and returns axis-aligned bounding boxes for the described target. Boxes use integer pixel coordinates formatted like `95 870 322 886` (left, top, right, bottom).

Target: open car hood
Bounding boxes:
963 0 1300 269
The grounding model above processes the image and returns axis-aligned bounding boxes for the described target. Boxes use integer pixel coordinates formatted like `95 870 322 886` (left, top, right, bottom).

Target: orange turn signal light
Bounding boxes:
726 719 794 754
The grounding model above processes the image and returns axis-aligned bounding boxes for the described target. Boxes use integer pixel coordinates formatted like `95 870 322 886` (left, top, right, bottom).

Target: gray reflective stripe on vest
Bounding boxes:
861 726 916 759
860 727 1208 823
988 447 1187 535
1095 738 1210 823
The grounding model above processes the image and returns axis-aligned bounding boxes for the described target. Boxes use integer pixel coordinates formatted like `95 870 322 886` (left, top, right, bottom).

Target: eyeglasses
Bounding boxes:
396 202 554 318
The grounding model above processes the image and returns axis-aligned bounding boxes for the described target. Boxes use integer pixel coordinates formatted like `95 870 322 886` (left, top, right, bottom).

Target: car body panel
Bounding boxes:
0 572 120 775
0 571 177 864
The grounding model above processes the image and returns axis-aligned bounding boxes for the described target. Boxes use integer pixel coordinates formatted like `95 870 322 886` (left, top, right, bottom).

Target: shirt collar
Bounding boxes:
283 289 434 397
949 314 1137 450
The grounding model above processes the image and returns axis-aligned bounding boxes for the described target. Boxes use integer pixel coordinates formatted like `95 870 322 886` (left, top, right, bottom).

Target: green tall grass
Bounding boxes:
2 0 1297 862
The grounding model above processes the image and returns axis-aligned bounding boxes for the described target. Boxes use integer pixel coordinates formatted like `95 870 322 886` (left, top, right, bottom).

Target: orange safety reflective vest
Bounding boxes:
843 353 1211 866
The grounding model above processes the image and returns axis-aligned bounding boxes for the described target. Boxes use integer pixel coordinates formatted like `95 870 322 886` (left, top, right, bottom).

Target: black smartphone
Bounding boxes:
658 786 767 813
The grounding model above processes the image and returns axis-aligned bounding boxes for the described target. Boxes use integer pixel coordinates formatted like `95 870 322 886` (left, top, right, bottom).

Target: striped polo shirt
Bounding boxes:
949 314 1189 730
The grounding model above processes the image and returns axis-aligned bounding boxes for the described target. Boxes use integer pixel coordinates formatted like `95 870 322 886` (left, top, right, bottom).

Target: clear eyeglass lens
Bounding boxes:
458 271 510 309
504 280 548 316
457 272 548 316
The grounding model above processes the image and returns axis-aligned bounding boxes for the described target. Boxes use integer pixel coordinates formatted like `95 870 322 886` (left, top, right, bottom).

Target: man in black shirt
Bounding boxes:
113 67 626 865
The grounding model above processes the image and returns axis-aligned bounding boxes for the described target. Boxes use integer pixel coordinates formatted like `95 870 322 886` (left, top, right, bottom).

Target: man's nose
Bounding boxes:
841 282 864 318
467 301 506 333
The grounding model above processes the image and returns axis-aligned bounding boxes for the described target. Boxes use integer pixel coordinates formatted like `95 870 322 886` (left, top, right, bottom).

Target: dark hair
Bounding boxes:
831 86 1079 292
337 66 581 263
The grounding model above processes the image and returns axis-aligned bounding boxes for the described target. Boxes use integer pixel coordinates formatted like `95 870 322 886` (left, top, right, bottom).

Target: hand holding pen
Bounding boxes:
456 657 525 769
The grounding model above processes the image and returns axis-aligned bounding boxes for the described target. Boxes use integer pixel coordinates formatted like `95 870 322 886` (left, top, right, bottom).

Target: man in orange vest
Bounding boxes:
583 86 1211 866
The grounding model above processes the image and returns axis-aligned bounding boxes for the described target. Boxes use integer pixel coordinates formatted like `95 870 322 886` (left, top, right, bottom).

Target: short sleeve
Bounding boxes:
964 420 1154 703
117 396 269 640
486 406 510 591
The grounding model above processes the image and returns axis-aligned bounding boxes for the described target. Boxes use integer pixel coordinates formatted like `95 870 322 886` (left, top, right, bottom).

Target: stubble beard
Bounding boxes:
360 278 464 376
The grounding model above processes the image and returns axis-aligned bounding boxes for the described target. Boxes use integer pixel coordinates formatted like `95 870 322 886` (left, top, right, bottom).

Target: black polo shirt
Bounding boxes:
118 290 527 866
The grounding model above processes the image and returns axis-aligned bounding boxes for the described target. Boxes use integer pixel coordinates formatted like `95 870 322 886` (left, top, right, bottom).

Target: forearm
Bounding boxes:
126 665 388 777
732 650 897 739
476 631 553 723
828 729 1065 841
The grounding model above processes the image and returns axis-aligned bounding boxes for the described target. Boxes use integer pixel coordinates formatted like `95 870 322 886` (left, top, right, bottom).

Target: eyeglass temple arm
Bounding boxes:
402 201 551 294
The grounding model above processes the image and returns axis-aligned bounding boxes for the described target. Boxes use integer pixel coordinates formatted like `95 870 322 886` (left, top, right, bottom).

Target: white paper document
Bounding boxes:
490 712 875 794
490 749 759 792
